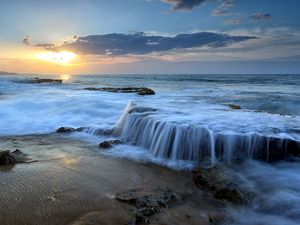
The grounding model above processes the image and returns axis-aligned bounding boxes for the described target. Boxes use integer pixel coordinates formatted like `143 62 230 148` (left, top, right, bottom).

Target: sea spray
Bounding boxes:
113 101 136 135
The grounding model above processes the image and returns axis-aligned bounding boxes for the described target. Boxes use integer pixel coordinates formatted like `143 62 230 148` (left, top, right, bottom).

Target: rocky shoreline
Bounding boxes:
1 133 299 225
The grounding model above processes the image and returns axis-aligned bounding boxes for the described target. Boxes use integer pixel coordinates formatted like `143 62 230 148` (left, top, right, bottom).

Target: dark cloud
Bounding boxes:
251 13 271 20
163 0 235 12
163 0 209 11
41 32 256 56
22 35 30 46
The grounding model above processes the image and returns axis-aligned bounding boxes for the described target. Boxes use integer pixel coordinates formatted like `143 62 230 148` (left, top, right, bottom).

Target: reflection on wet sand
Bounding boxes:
0 134 226 225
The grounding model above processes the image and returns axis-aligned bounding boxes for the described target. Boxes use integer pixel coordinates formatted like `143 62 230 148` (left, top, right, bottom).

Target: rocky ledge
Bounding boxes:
84 87 155 95
193 165 254 205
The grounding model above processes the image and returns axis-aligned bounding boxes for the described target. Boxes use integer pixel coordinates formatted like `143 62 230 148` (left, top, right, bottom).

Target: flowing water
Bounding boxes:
0 73 300 225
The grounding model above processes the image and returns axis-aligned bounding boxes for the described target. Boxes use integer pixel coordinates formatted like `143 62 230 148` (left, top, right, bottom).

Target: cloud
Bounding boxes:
40 32 256 56
34 43 56 48
224 19 240 25
250 13 271 20
22 35 31 46
162 0 236 13
162 0 209 11
212 0 235 16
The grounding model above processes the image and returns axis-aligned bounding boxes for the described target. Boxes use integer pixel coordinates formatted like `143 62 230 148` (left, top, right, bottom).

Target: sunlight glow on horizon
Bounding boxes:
35 51 77 65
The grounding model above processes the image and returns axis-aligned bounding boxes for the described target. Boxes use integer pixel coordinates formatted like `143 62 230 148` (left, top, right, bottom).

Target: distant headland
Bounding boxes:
0 71 18 75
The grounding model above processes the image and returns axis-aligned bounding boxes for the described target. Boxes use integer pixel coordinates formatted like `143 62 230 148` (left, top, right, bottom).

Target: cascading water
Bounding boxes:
112 103 300 164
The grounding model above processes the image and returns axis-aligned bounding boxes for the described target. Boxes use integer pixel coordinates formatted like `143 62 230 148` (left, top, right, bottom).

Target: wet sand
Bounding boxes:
0 134 227 225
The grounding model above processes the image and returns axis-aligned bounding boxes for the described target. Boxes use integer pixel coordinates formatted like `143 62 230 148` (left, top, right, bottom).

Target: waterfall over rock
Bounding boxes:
112 104 300 164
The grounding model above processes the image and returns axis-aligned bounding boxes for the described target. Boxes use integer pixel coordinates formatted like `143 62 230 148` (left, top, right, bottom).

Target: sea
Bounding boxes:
0 73 300 225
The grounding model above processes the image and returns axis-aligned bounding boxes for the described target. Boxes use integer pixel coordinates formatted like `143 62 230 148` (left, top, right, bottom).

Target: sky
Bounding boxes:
0 0 300 74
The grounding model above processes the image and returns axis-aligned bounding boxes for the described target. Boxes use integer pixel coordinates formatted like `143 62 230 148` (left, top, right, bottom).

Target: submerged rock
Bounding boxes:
193 165 254 205
84 87 155 95
99 139 123 149
227 104 241 110
115 189 180 224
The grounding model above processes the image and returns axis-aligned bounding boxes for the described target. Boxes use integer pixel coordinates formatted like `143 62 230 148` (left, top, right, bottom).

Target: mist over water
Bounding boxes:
228 160 300 225
0 74 299 151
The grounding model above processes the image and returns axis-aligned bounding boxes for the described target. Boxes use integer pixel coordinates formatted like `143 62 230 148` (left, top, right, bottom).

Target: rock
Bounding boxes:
0 149 37 166
115 189 180 224
26 78 63 84
56 127 76 133
137 88 155 96
193 165 254 205
99 139 123 149
0 150 17 165
84 87 155 96
227 104 241 110
212 183 252 205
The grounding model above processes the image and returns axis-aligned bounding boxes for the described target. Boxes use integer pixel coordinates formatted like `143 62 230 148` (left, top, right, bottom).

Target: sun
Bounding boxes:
36 51 77 65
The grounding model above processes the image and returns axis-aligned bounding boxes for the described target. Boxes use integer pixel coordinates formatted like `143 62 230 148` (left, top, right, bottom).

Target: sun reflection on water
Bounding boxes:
60 74 71 82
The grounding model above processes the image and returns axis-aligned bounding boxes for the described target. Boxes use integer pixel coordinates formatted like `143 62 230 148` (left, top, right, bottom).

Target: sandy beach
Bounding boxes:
0 134 227 225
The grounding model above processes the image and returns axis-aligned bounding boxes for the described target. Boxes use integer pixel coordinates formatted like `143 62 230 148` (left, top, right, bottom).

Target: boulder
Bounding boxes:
56 127 76 133
0 150 17 165
99 139 123 149
0 149 36 165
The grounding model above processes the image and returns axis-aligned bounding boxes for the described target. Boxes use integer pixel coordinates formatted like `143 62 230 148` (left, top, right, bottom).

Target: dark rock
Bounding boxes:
212 184 252 205
56 127 76 133
193 165 254 205
213 134 300 163
99 139 123 149
115 189 180 224
209 214 226 225
137 88 155 96
1 149 37 166
84 87 155 96
26 78 63 84
0 150 17 165
227 104 241 110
